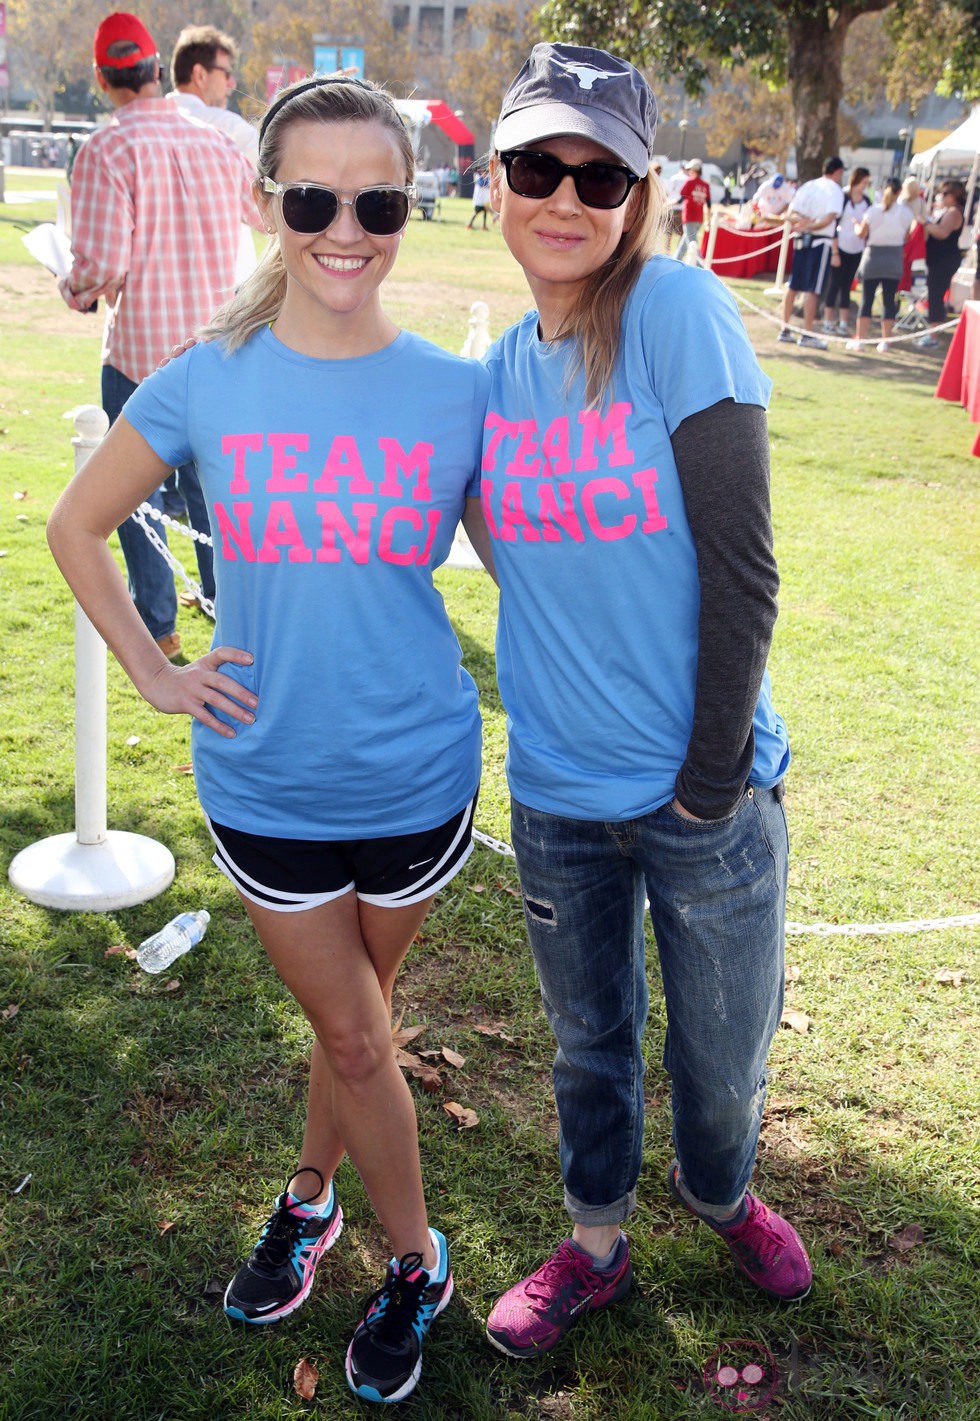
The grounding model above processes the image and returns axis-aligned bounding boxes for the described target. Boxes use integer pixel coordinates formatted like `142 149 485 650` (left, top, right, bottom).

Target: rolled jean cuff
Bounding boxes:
564 1184 636 1228
671 1160 743 1221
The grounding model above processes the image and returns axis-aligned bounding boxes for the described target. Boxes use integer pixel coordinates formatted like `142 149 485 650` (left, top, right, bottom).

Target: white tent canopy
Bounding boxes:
910 104 980 174
909 105 979 224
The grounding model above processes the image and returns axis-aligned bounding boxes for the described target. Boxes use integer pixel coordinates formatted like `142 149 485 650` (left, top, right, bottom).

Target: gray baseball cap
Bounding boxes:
494 43 658 177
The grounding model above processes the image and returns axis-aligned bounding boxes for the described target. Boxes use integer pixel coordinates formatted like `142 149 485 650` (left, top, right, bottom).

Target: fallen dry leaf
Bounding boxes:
441 1047 466 1069
158 1219 175 1234
2 1004 21 1022
539 1393 576 1419
934 967 966 987
473 1022 516 1044
392 1023 426 1049
395 1048 444 1092
471 883 485 893
888 1223 925 1253
416 1064 444 1093
173 762 194 775
162 979 182 992
442 1100 479 1129
105 944 137 958
780 1007 812 1034
293 1357 318 1400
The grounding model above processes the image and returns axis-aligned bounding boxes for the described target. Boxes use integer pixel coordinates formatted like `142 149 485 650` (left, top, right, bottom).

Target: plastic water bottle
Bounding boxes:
136 910 210 974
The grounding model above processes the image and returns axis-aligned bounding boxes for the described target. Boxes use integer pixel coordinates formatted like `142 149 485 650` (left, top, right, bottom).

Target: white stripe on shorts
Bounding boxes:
205 814 354 913
358 796 477 908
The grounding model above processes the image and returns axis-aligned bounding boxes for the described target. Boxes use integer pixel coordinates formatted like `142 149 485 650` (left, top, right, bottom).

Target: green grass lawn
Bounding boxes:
0 184 977 1420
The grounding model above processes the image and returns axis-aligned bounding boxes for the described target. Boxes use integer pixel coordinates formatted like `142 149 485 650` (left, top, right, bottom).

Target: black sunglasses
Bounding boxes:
499 149 640 210
262 178 416 236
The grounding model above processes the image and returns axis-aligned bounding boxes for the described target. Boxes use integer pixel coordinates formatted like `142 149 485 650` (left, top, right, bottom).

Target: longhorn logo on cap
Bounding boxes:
555 58 630 91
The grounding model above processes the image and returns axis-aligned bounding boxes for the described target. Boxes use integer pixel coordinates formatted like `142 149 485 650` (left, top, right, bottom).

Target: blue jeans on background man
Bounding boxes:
101 365 215 638
510 784 788 1224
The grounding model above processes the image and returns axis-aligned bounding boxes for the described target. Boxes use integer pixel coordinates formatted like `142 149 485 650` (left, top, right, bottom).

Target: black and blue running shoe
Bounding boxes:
223 1167 343 1323
345 1228 452 1403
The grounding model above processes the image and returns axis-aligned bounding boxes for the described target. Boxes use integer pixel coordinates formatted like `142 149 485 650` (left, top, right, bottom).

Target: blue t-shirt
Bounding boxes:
482 256 789 820
125 327 489 838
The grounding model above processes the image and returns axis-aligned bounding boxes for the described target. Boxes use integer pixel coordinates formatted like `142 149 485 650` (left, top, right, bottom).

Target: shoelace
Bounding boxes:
361 1253 429 1344
725 1202 783 1268
251 1166 325 1273
524 1241 603 1304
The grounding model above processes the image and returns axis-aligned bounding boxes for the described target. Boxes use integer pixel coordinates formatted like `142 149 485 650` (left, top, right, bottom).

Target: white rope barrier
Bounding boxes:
471 830 977 937
698 205 965 351
725 280 962 349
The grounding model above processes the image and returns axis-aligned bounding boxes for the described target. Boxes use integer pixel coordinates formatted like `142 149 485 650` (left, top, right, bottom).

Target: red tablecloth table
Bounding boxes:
700 222 788 279
935 300 980 457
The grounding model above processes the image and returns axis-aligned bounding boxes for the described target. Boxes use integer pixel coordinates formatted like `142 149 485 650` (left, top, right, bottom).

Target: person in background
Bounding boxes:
480 41 811 1360
167 23 262 533
60 11 262 659
778 155 845 349
664 161 686 245
915 179 967 348
753 172 795 224
169 24 258 166
740 159 768 203
899 174 927 225
466 167 492 228
49 74 491 1406
898 174 928 299
674 157 711 264
845 177 914 354
822 166 871 337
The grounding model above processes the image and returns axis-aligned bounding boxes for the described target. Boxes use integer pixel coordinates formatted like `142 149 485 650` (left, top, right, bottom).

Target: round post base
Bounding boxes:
8 831 176 911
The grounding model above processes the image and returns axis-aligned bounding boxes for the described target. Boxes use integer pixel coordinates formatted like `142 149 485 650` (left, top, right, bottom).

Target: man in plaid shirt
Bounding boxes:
61 11 262 658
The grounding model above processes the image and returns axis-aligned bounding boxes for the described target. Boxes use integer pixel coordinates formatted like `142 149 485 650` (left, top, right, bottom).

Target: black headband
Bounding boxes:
258 74 372 146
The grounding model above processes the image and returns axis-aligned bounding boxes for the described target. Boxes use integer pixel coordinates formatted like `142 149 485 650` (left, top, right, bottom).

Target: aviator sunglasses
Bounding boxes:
499 149 640 209
262 177 416 236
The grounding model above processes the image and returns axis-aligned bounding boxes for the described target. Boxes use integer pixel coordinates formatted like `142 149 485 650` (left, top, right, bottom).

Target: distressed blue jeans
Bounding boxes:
102 365 215 638
511 785 788 1226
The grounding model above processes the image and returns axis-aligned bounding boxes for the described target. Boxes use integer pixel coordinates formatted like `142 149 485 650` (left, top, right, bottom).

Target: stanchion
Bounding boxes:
765 224 793 295
8 405 176 910
703 206 722 270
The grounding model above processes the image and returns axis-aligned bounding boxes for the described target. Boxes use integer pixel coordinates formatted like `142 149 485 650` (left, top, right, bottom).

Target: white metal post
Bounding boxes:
8 405 176 910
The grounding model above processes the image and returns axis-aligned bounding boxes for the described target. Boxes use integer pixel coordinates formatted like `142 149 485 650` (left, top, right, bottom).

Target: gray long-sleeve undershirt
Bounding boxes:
670 397 780 820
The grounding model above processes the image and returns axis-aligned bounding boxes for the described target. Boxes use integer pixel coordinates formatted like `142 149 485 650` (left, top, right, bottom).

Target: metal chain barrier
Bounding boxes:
132 502 215 618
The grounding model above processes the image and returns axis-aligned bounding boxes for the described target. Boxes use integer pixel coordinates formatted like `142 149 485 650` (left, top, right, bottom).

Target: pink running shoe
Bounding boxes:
486 1236 632 1357
668 1161 812 1300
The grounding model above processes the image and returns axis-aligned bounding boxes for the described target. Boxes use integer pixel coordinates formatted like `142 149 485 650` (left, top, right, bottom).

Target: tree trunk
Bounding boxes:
786 12 850 183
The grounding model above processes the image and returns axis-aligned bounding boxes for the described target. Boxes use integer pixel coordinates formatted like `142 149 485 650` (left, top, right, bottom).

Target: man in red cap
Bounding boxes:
60 12 262 658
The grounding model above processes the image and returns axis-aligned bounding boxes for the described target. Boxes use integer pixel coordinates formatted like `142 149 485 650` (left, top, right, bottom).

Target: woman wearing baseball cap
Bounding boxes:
479 42 812 1358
